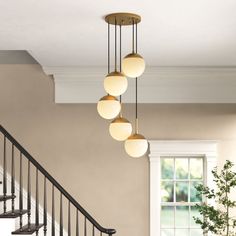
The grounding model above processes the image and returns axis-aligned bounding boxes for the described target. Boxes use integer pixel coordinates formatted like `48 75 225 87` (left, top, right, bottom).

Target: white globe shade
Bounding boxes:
97 95 121 119
124 133 148 158
109 117 132 141
104 71 128 96
122 53 145 78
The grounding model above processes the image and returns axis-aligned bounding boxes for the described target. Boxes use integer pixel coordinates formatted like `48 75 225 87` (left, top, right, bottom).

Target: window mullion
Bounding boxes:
188 157 191 236
174 157 176 236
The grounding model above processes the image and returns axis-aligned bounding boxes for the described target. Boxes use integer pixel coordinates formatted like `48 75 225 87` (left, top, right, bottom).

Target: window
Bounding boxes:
160 157 204 236
149 141 217 236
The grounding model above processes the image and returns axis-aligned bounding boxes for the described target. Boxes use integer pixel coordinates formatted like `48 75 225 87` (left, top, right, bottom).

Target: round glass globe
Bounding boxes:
97 95 121 119
104 71 128 96
122 53 145 78
109 117 132 141
124 133 148 158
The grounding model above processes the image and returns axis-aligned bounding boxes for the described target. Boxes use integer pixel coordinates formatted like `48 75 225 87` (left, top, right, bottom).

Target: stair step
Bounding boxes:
0 210 28 218
0 195 16 202
12 224 44 235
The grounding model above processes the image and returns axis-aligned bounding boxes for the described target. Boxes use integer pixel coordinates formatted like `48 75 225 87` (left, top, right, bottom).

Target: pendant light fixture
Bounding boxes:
122 53 145 78
97 22 121 119
97 94 121 119
98 13 148 157
109 103 132 141
109 117 132 141
109 25 132 141
125 22 147 157
122 17 145 78
124 78 148 157
104 17 127 97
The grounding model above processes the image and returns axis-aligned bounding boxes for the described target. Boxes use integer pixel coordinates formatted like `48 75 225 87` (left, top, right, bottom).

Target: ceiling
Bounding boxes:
1 0 236 104
1 0 236 67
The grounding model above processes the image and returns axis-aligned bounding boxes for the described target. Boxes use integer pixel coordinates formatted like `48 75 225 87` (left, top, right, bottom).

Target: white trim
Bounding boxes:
148 140 218 236
42 66 236 104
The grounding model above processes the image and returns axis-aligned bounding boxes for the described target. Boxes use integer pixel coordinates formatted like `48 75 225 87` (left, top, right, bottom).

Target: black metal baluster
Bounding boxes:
76 210 79 236
84 217 87 236
43 176 47 236
68 201 71 236
27 160 31 231
0 125 117 236
3 136 7 214
51 185 55 236
19 152 23 231
60 193 63 236
35 168 39 235
11 144 15 214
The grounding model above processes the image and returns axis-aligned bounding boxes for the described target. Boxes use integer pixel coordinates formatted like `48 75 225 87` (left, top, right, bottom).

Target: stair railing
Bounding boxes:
0 125 116 236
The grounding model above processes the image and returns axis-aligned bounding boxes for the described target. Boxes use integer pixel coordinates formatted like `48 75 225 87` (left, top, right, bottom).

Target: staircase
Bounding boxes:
0 125 116 236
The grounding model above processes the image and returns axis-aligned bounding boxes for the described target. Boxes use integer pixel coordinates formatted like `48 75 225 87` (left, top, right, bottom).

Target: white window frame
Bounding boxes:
148 140 218 236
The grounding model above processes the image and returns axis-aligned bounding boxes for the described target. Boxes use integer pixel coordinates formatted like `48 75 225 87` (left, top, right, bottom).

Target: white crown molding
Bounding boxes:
42 66 236 103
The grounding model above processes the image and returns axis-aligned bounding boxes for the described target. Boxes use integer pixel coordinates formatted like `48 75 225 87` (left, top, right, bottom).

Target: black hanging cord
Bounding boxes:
115 18 117 71
106 22 111 96
132 20 135 53
135 21 138 132
120 25 122 72
135 22 138 54
108 22 110 74
135 77 138 120
119 25 122 114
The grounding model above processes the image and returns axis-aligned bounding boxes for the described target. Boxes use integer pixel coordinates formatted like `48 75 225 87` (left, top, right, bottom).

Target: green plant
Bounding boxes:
194 160 236 236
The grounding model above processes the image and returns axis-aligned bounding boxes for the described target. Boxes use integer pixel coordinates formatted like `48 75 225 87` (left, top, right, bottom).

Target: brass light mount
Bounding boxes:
105 13 141 26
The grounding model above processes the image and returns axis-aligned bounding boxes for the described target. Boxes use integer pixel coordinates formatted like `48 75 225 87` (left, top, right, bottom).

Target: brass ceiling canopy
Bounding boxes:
105 12 141 26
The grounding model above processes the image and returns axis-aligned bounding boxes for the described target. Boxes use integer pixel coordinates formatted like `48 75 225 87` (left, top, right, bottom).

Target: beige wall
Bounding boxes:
0 64 236 236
